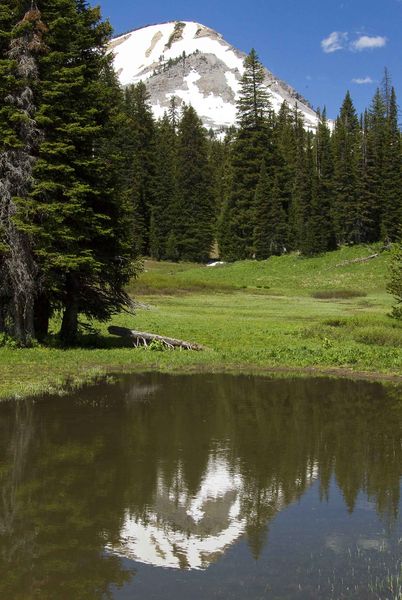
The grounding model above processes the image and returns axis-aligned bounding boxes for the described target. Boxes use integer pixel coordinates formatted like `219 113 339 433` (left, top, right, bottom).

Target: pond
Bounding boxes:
0 374 401 599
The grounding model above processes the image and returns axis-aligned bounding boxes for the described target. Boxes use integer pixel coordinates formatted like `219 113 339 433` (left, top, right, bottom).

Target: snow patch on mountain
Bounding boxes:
109 21 319 131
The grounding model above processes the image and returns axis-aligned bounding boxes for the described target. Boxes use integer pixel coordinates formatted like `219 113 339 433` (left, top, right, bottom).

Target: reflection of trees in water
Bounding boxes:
0 401 35 565
0 398 134 599
118 376 401 554
0 375 400 589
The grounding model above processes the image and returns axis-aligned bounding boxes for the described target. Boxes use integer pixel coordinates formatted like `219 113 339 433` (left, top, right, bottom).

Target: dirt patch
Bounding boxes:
108 34 131 51
312 290 367 300
146 31 162 57
165 21 185 49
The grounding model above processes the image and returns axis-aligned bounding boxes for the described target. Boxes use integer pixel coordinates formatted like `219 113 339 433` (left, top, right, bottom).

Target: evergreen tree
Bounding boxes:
216 128 235 257
254 161 287 259
17 0 138 344
355 110 377 244
303 108 336 255
296 132 316 255
364 88 387 241
381 87 402 241
209 131 234 258
208 135 226 217
236 48 271 129
381 67 393 119
175 105 215 262
220 49 272 260
168 95 180 133
150 114 178 260
332 92 361 244
289 107 312 250
122 81 156 256
274 101 297 218
254 160 272 260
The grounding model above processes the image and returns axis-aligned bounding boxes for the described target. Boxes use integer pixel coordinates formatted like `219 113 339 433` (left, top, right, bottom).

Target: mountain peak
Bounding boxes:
109 21 318 131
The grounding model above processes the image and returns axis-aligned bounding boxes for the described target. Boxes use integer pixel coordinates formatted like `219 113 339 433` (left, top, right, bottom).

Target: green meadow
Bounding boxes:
1 244 401 400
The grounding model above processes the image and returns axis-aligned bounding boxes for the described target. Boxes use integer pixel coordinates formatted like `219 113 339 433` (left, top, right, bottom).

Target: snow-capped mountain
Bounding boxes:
109 21 319 131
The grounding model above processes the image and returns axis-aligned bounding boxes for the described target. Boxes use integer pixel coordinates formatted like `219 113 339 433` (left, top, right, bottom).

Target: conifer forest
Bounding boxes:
0 2 401 348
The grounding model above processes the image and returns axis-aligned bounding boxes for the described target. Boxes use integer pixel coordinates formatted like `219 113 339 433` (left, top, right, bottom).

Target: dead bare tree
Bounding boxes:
0 9 47 345
108 325 205 350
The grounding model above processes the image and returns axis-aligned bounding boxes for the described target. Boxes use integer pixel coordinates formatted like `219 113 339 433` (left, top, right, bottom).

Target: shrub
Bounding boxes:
355 327 402 347
323 318 347 328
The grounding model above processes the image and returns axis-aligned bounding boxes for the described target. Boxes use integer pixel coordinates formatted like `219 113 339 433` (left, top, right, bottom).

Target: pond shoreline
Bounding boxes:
1 360 401 402
1 246 401 401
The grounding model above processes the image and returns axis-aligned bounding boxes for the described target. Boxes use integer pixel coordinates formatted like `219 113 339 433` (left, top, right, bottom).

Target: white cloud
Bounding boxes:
322 31 388 54
352 76 374 84
351 35 387 51
321 31 348 53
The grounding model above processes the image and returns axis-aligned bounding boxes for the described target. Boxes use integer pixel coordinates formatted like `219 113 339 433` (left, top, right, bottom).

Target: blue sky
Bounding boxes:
94 0 402 119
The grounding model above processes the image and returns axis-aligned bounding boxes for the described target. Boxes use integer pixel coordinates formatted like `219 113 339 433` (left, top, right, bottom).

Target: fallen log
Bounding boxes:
108 326 204 351
335 253 378 268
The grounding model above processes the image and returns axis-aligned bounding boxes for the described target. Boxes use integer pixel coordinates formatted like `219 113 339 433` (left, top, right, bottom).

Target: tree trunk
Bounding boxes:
108 326 204 351
13 294 35 347
0 303 5 334
34 294 51 342
335 253 378 268
59 271 80 345
59 295 78 345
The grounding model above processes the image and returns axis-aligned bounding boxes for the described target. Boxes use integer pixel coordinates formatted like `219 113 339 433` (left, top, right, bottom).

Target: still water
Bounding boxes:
0 374 401 599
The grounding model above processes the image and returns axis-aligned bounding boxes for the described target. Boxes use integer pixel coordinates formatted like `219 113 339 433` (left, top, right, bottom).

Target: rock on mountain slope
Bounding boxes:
109 21 319 131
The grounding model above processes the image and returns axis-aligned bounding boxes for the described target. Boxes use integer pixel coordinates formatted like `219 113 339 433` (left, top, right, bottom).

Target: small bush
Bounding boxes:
323 318 347 328
147 339 167 352
0 333 18 348
312 290 367 300
355 327 402 347
0 333 39 348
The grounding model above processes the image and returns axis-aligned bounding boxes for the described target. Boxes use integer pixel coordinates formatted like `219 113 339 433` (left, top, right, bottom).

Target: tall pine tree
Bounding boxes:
364 89 387 241
303 108 336 255
332 92 361 244
254 161 288 259
289 107 313 250
175 105 215 262
13 0 138 344
122 82 156 256
381 87 402 241
220 49 272 260
150 114 178 260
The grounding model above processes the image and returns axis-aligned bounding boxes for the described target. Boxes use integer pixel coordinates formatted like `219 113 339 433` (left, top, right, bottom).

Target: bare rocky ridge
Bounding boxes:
109 21 319 131
147 53 239 129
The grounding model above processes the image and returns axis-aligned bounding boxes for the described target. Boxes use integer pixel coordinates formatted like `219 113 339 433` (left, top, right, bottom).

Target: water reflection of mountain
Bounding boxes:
111 454 319 571
0 375 401 596
110 455 248 570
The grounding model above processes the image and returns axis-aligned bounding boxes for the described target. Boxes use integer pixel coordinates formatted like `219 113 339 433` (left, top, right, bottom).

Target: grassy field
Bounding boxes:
0 244 401 400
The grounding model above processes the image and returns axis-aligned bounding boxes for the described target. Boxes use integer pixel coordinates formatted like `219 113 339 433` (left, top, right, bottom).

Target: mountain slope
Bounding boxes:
109 21 319 131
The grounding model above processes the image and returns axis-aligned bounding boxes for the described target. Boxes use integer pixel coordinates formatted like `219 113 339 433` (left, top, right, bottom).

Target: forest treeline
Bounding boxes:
127 51 402 263
0 1 401 346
